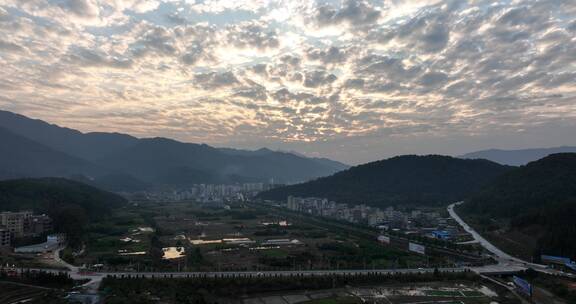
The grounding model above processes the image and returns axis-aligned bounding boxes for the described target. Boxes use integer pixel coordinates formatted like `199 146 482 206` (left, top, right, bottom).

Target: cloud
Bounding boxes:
68 47 133 69
313 0 382 28
0 39 25 53
187 0 269 14
344 78 364 89
132 25 177 56
306 46 351 64
419 71 447 87
1 0 575 163
394 9 451 53
123 0 160 14
234 87 267 101
272 88 331 105
60 0 100 18
354 54 422 86
180 44 205 65
225 21 279 50
193 71 240 89
303 70 337 88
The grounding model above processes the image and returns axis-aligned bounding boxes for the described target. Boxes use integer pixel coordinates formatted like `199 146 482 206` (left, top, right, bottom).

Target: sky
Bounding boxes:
0 0 575 165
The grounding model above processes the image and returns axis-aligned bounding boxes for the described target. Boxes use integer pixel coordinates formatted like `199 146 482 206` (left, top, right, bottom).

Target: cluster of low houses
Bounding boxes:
0 211 66 253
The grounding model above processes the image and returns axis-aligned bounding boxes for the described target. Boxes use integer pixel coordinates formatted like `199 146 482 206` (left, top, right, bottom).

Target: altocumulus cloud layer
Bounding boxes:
0 0 575 164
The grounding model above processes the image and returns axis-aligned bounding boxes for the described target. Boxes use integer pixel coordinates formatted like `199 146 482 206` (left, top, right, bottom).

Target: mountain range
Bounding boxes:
0 126 100 179
0 110 348 190
459 146 576 166
257 155 512 207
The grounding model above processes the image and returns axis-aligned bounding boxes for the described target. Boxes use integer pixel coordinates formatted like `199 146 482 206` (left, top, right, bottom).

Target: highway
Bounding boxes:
447 202 528 264
447 202 574 278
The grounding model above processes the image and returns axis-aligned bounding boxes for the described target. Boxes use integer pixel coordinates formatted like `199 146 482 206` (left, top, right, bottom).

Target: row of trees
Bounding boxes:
0 270 74 289
101 270 477 303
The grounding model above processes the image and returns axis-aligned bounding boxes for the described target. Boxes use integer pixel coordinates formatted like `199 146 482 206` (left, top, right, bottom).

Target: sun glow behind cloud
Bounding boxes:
0 0 575 163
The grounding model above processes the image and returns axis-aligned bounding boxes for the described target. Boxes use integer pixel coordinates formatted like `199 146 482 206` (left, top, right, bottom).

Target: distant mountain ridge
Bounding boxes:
218 147 347 173
459 146 576 166
0 110 348 189
0 126 102 179
258 155 512 207
0 110 138 161
96 137 348 185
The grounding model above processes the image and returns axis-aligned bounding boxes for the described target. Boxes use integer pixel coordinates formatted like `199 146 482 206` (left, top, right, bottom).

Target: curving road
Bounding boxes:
447 201 574 278
53 247 79 272
447 202 526 264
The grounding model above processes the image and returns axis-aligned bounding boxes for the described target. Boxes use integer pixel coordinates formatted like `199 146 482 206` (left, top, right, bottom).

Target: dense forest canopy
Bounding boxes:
258 155 512 207
462 153 576 258
0 178 127 246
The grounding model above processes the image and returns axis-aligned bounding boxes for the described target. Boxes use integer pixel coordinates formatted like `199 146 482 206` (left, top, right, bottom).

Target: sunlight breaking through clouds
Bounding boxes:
0 0 575 163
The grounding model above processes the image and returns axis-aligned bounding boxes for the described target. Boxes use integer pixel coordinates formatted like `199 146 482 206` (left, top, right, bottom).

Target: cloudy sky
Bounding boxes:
0 0 575 164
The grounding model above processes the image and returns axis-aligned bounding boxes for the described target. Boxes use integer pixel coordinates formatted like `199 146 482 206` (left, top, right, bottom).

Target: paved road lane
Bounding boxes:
447 202 574 278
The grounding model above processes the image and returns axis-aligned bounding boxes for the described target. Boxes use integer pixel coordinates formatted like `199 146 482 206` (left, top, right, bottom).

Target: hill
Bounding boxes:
460 153 576 258
0 127 101 179
0 178 127 246
459 146 576 166
258 155 512 207
0 110 348 187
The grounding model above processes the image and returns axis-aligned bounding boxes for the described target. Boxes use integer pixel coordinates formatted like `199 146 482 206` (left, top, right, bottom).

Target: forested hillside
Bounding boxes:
461 153 576 258
0 178 127 246
258 155 512 207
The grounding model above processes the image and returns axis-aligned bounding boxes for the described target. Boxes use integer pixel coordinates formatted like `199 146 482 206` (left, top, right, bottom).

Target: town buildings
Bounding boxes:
0 211 31 237
128 183 275 203
0 227 10 247
286 196 400 226
285 196 463 241
0 211 53 239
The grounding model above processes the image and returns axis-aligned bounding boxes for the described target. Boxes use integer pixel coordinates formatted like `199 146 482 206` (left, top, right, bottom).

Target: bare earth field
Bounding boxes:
240 281 507 304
